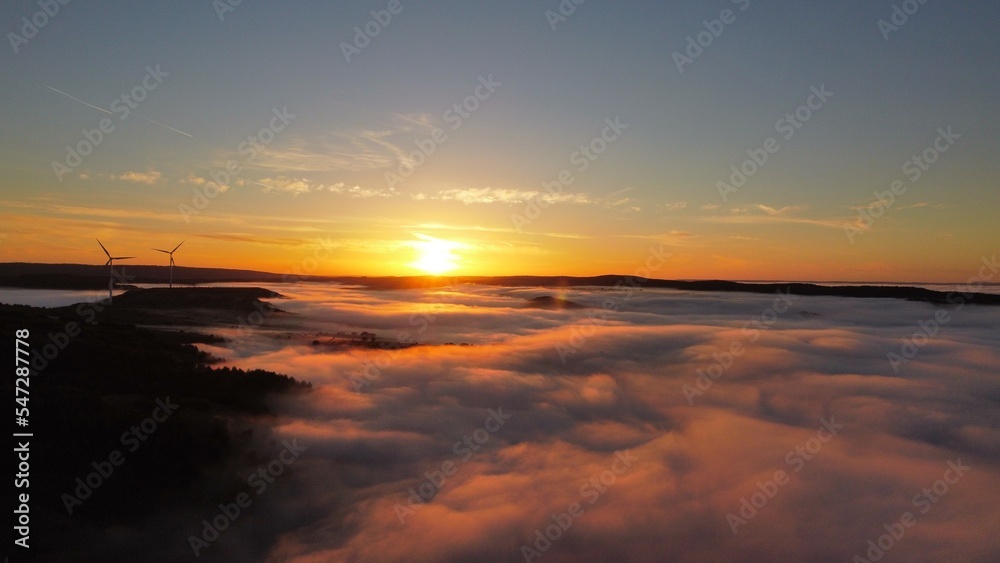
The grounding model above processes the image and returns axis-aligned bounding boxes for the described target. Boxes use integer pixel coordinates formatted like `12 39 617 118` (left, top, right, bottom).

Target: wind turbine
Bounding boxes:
96 239 134 304
152 240 184 288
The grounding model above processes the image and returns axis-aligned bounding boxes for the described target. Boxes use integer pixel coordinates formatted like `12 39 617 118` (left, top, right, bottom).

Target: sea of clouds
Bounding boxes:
172 284 1000 563
180 281 1000 562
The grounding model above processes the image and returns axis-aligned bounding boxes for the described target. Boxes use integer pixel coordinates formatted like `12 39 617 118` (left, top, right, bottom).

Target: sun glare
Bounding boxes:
409 235 462 275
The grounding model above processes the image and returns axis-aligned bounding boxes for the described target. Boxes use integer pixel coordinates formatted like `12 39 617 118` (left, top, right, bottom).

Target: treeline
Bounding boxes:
2 303 311 561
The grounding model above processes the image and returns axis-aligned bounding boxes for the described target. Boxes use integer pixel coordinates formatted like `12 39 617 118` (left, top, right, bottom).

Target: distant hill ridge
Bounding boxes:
2 262 998 306
0 262 304 286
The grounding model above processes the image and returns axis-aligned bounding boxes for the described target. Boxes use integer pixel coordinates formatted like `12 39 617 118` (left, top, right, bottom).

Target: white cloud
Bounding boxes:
114 170 162 185
260 177 315 195
259 177 395 198
754 204 806 216
180 174 206 186
413 187 594 206
416 187 536 204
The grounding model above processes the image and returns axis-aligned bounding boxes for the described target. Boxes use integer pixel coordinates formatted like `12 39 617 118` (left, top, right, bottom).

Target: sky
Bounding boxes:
1 0 998 281
59 282 1000 561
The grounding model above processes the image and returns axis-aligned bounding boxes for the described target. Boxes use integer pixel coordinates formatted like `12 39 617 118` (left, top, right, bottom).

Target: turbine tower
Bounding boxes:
153 240 184 288
96 239 134 304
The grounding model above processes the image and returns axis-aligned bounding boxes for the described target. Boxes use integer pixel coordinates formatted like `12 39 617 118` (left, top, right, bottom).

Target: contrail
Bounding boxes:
42 83 193 137
606 186 635 200
42 84 113 115
238 177 273 190
137 115 193 138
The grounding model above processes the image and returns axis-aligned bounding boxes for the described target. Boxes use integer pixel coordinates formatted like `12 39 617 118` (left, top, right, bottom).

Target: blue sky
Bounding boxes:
2 0 998 280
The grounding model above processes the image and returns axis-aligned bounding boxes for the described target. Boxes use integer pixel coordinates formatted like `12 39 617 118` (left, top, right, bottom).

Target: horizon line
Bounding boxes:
0 261 996 287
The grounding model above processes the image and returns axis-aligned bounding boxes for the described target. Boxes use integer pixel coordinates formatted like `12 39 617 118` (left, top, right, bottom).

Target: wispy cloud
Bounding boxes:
412 187 592 206
180 174 206 186
115 170 163 185
706 214 846 230
404 222 595 240
259 177 395 197
237 136 392 173
660 202 688 212
192 233 305 246
850 201 944 212
753 204 806 216
611 230 694 242
236 112 434 174
605 186 635 200
2 200 183 222
699 204 845 229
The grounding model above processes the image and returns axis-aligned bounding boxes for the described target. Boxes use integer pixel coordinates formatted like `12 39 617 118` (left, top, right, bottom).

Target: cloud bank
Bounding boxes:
194 283 1000 562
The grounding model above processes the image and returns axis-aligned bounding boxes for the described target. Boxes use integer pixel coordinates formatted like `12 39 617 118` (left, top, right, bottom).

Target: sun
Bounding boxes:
409 235 463 275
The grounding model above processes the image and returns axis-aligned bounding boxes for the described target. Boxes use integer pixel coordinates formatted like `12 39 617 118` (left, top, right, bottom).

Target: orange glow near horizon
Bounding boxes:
0 207 994 283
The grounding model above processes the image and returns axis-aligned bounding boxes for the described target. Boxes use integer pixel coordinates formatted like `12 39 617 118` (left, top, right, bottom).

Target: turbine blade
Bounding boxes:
172 240 185 253
97 239 111 258
105 258 112 266
153 248 170 253
114 256 136 260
